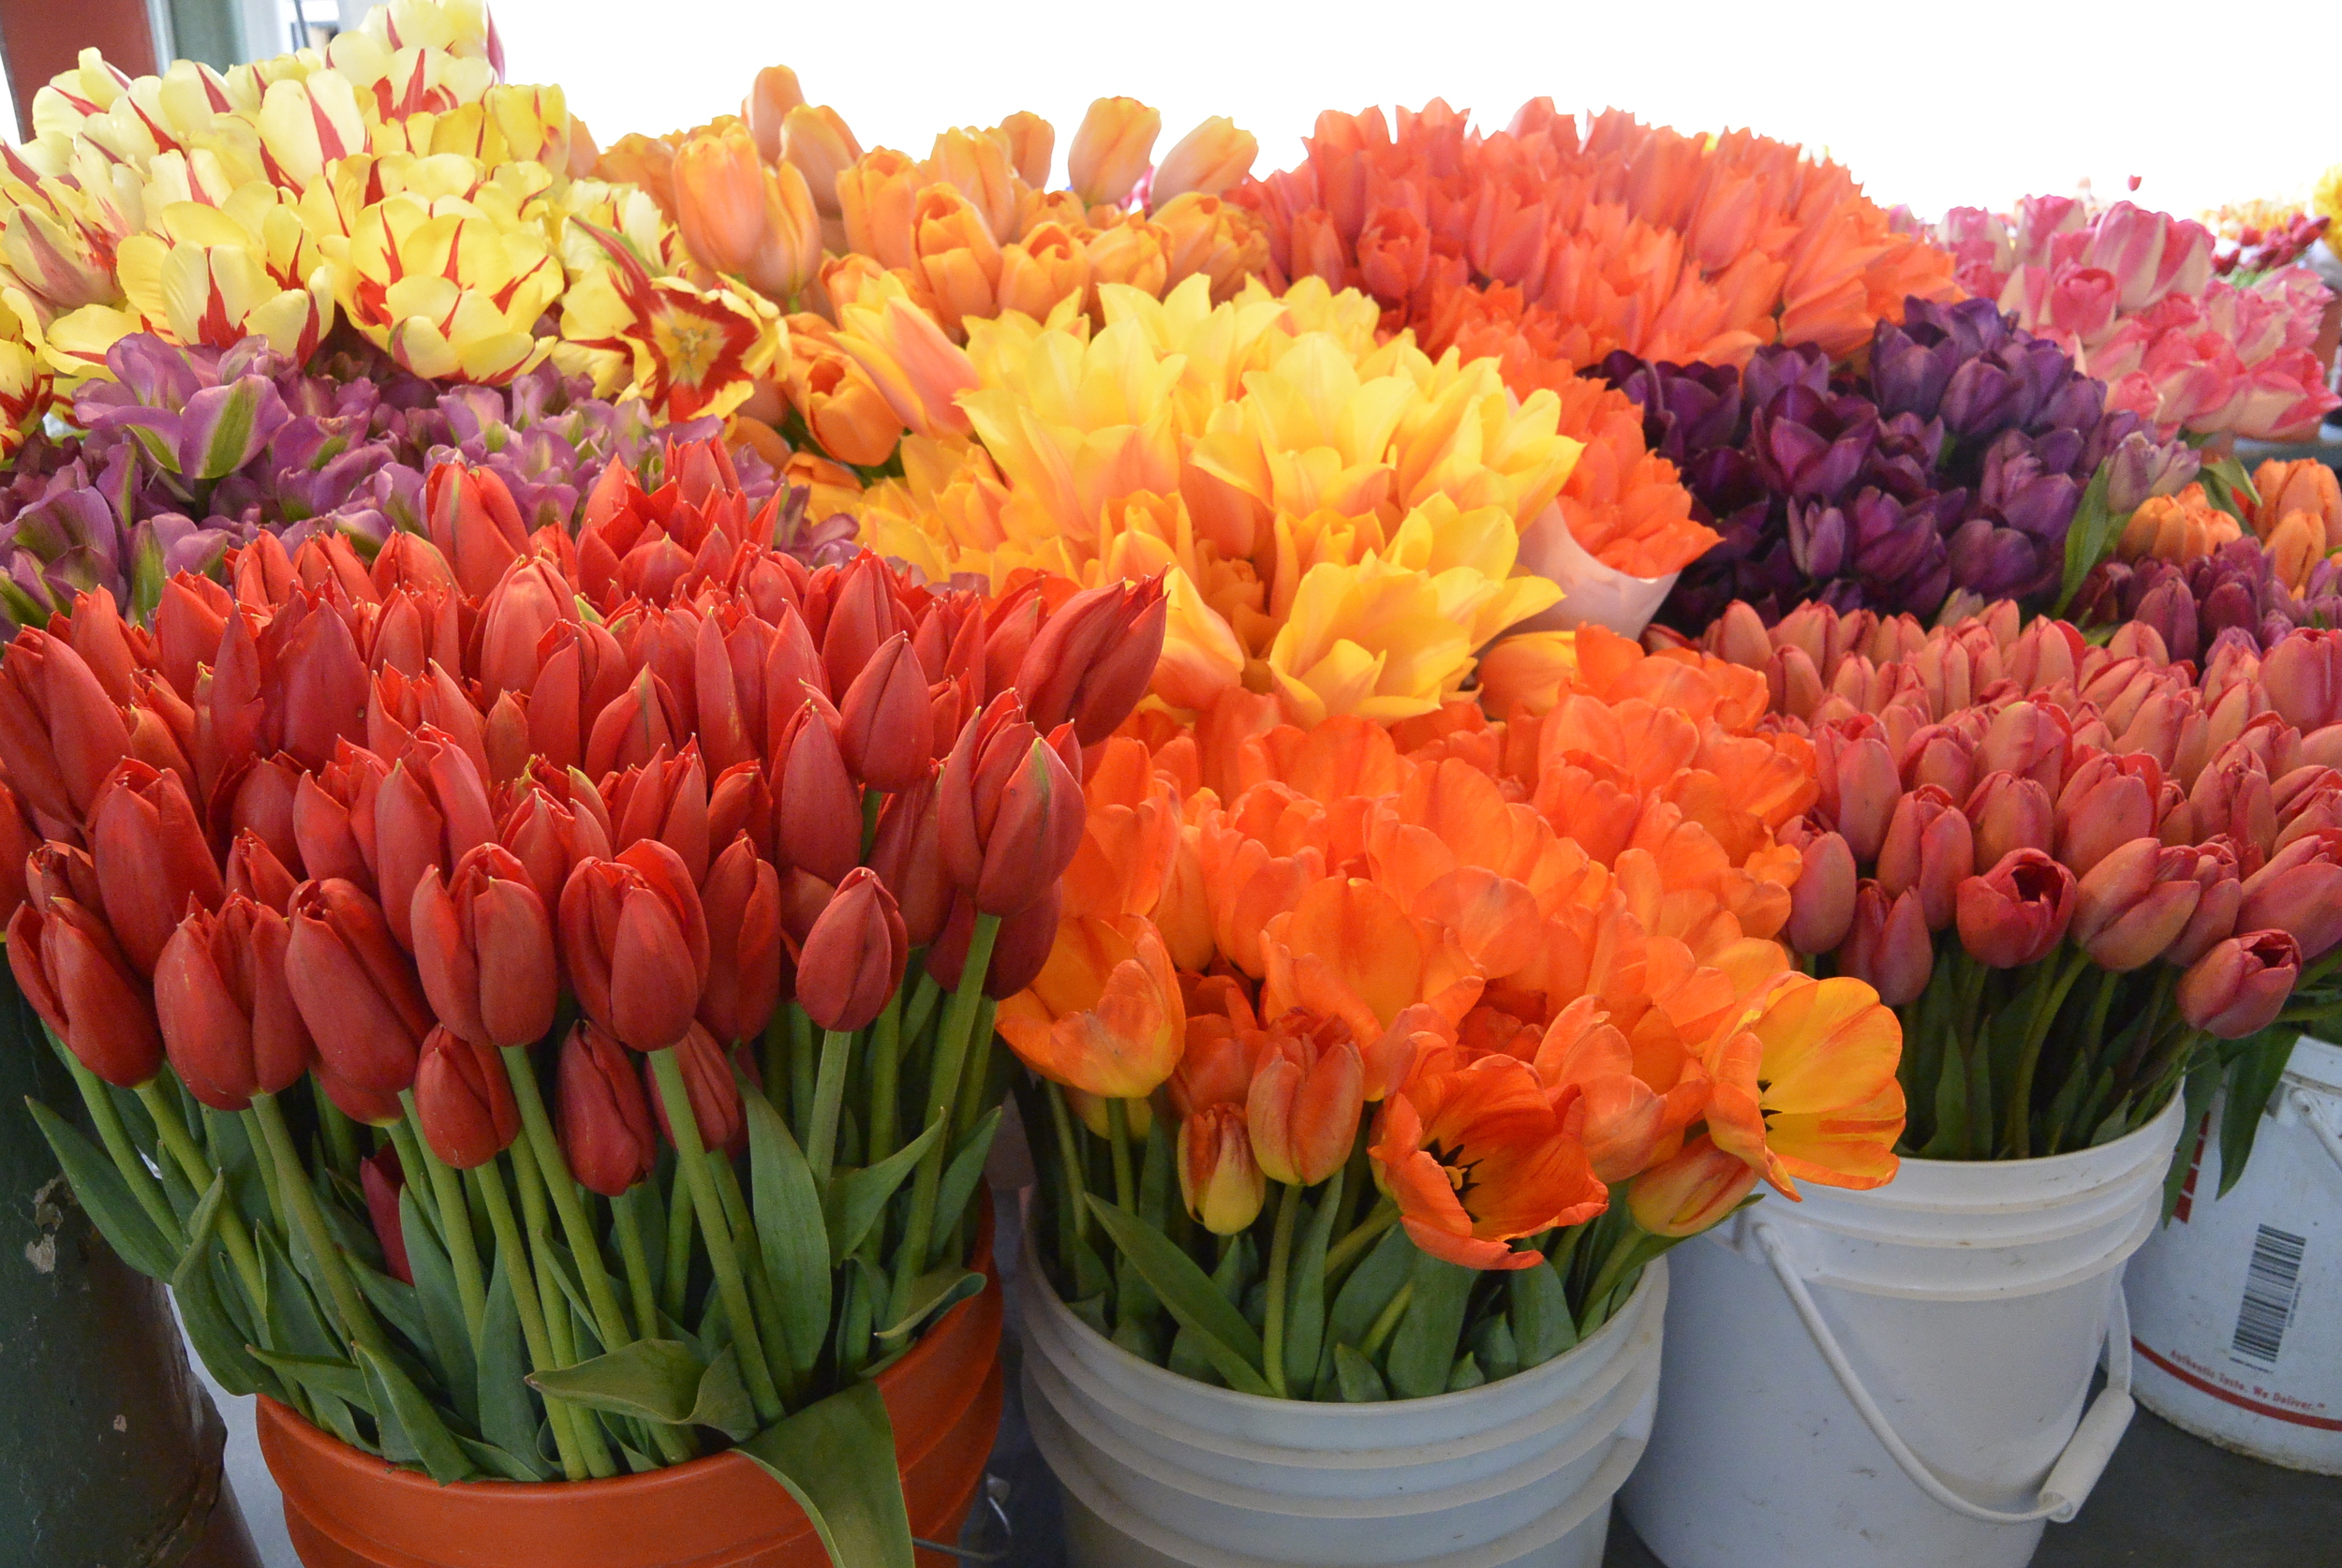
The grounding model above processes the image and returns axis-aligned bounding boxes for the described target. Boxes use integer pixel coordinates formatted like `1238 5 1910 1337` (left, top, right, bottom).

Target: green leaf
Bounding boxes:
400 1188 478 1427
1166 1324 1223 1386
2198 454 2260 526
529 1231 600 1355
687 1346 758 1442
1332 1343 1389 1402
357 1342 477 1484
25 1099 177 1280
1283 1171 1343 1399
173 1175 264 1397
2053 463 2116 617
259 1228 340 1361
1085 1197 1269 1396
745 1085 831 1372
456 1435 543 1483
734 1381 915 1568
1321 1222 1412 1381
2216 1029 2299 1198
824 1119 941 1260
527 1339 706 1425
1507 1256 1578 1368
1471 1313 1520 1383
930 1107 1002 1258
872 1267 983 1347
477 1257 553 1479
1386 1246 1475 1400
348 1255 430 1353
200 1105 273 1233
1137 1113 1173 1233
1445 1352 1487 1392
248 1348 371 1408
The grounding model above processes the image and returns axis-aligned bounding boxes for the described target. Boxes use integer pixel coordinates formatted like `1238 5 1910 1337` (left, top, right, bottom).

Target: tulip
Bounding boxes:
1178 1104 1267 1235
1816 729 1898 862
603 746 712 886
526 619 630 770
1150 117 1258 203
937 696 1085 917
284 878 435 1095
1247 1032 1363 1188
772 699 862 884
556 1021 660 1196
2236 830 2342 964
700 836 783 1044
837 633 933 791
2166 840 2244 967
647 1023 746 1157
1068 96 1162 209
2069 838 2201 971
1628 1135 1760 1238
925 885 1064 999
558 842 712 1053
833 289 980 441
782 105 861 216
153 897 311 1112
1013 578 1170 747
1784 830 1858 954
2261 629 2342 734
368 727 498 951
7 899 163 1087
0 779 37 925
361 1146 413 1286
2177 930 2301 1040
0 629 133 825
1839 882 1933 1006
1875 785 1974 931
1703 974 1905 1194
2053 753 2158 879
794 866 908 1034
86 759 224 975
867 774 950 947
410 843 559 1050
414 1026 521 1171
1965 770 2054 871
499 778 615 915
1955 848 2077 969
995 911 1183 1098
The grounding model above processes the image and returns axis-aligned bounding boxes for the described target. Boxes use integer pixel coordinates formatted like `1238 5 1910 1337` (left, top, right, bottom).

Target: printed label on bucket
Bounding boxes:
2229 1224 2308 1368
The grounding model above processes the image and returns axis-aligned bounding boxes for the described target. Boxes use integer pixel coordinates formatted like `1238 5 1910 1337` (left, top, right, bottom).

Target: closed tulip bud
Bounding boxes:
648 1023 746 1157
1247 1036 1363 1188
795 866 907 1033
1956 848 2077 969
1816 729 1898 863
0 629 133 826
286 878 435 1095
1786 830 1857 954
1875 786 1975 932
2178 930 2301 1040
24 842 102 916
361 1146 413 1285
1900 723 1977 800
370 532 458 597
369 727 498 951
425 463 530 600
87 760 223 976
556 1021 659 1196
229 752 305 873
743 66 805 160
602 746 712 885
0 779 37 926
867 774 949 946
414 1027 521 1170
2166 839 2244 967
701 836 783 1043
1068 96 1161 208
2053 753 2158 878
1149 117 1257 203
2261 629 2342 734
7 899 163 1087
225 830 300 912
2236 830 2342 964
477 557 575 702
410 844 559 1050
1014 577 1169 747
155 576 232 701
1965 770 2054 871
1178 1103 1266 1235
2188 748 2278 855
837 633 933 791
528 619 631 772
1841 881 1934 1005
558 842 712 1052
154 896 311 1111
773 699 862 883
1627 1135 1759 1239
937 696 1085 916
499 780 615 914
2070 838 2201 971
781 105 861 217
1975 701 2071 791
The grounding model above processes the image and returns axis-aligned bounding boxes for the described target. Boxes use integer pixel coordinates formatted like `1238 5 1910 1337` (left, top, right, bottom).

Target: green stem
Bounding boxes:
2006 947 2092 1159
787 1006 817 1143
63 1061 181 1247
1581 1222 1647 1318
806 1028 857 1189
137 1080 271 1310
248 1093 387 1362
1359 1280 1414 1360
499 1045 634 1348
887 913 1000 1330
395 1093 487 1349
953 997 1000 1142
661 1161 694 1323
317 1098 361 1183
1323 1198 1399 1280
900 971 942 1051
613 1184 661 1341
1262 1182 1300 1398
867 988 905 1168
1044 1080 1089 1271
468 1160 589 1482
650 1046 784 1426
505 1131 616 1477
1106 1096 1136 1213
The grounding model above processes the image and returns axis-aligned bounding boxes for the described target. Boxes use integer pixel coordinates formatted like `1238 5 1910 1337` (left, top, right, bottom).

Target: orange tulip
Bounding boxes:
744 65 805 163
782 105 863 218
1067 96 1162 209
1150 117 1257 204
1627 1134 1758 1237
1370 1054 1608 1270
1702 973 1905 1196
1259 878 1480 1047
995 913 1184 1099
1246 1012 1364 1186
1178 1103 1266 1234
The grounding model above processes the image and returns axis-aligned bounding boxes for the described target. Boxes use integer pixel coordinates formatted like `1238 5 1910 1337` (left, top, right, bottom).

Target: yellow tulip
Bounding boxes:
329 182 562 382
254 71 370 189
1067 96 1162 209
0 173 124 318
115 185 335 358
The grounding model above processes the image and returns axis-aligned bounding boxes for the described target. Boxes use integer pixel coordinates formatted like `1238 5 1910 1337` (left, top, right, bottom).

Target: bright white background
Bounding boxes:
492 0 2341 222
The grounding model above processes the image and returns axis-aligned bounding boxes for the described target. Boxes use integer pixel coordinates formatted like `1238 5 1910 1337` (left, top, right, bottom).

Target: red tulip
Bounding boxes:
1840 881 1933 1005
153 895 312 1111
1964 771 2054 872
760 603 825 750
646 1022 745 1156
1013 575 1168 746
87 760 224 976
367 726 497 950
317 1059 406 1126
0 628 133 825
556 1021 658 1196
260 590 371 770
2177 930 2301 1040
0 777 39 926
1955 849 2076 969
926 884 1062 998
585 667 684 781
414 1026 522 1170
526 618 631 771
291 742 388 892
820 553 911 699
499 775 616 914
365 586 467 679
411 843 559 1049
795 866 908 1033
231 532 295 609
1974 700 2072 791
1815 727 1898 863
2053 753 2158 879
7 898 162 1087
2236 829 2342 964
361 1145 413 1285
368 530 458 597
125 673 198 794
700 835 782 1043
426 462 531 599
602 745 712 885
557 841 711 1051
2166 839 2244 967
155 574 232 700
227 752 306 874
224 830 300 911
23 841 103 914
285 878 435 1094
867 773 949 945
772 698 861 883
837 632 933 791
707 760 776 862
367 663 489 777
936 694 1084 916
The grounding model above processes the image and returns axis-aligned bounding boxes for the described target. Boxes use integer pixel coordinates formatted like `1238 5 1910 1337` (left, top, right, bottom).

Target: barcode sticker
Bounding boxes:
2230 1224 2308 1367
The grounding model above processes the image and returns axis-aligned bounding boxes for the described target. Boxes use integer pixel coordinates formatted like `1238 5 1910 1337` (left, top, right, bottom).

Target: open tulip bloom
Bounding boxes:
1003 631 1905 1401
0 436 1164 1563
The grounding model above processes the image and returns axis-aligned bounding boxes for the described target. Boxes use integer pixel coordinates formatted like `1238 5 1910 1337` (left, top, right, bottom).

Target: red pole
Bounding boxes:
0 0 159 139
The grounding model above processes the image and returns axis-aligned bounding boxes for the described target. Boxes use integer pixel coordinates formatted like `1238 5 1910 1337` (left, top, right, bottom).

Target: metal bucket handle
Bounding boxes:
1749 1216 2133 1527
2286 1087 2342 1177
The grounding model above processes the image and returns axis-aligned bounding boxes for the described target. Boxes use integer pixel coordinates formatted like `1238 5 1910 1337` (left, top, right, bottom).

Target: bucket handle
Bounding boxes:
1750 1216 2133 1527
2287 1088 2342 1178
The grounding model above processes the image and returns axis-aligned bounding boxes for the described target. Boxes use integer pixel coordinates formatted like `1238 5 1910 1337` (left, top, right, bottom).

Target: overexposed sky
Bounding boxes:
496 0 2340 223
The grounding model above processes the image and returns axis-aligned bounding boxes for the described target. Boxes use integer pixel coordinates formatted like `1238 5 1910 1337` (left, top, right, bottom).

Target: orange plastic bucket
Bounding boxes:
258 1254 1002 1568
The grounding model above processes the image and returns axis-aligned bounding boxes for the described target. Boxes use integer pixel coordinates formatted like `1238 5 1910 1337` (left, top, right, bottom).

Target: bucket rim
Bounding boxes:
1867 1091 2186 1191
2284 1034 2342 1096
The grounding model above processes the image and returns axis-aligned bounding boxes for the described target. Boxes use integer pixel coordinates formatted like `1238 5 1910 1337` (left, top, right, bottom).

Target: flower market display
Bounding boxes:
5 1 2342 1565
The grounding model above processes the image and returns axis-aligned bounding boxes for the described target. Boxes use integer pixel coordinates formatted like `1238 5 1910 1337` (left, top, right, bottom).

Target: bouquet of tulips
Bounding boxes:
996 631 1905 1400
1700 597 2342 1191
0 434 1163 1559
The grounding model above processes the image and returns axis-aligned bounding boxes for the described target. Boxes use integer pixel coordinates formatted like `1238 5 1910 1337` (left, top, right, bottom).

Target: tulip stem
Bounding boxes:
499 1045 636 1349
2006 946 2093 1159
1106 1097 1136 1213
248 1093 389 1365
889 914 1001 1332
806 1028 858 1190
1359 1280 1414 1361
1044 1081 1090 1266
317 1099 361 1184
900 972 942 1052
867 989 906 1170
395 1092 488 1349
953 998 1000 1145
787 1006 817 1141
613 1185 661 1340
650 1046 785 1427
661 1161 694 1322
1324 1199 1400 1281
507 1132 617 1478
467 1161 591 1483
1263 1183 1301 1398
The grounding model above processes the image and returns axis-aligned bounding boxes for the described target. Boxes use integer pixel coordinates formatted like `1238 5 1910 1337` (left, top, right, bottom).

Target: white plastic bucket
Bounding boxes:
1619 1095 2184 1568
1017 1243 1666 1568
2127 1036 2342 1472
